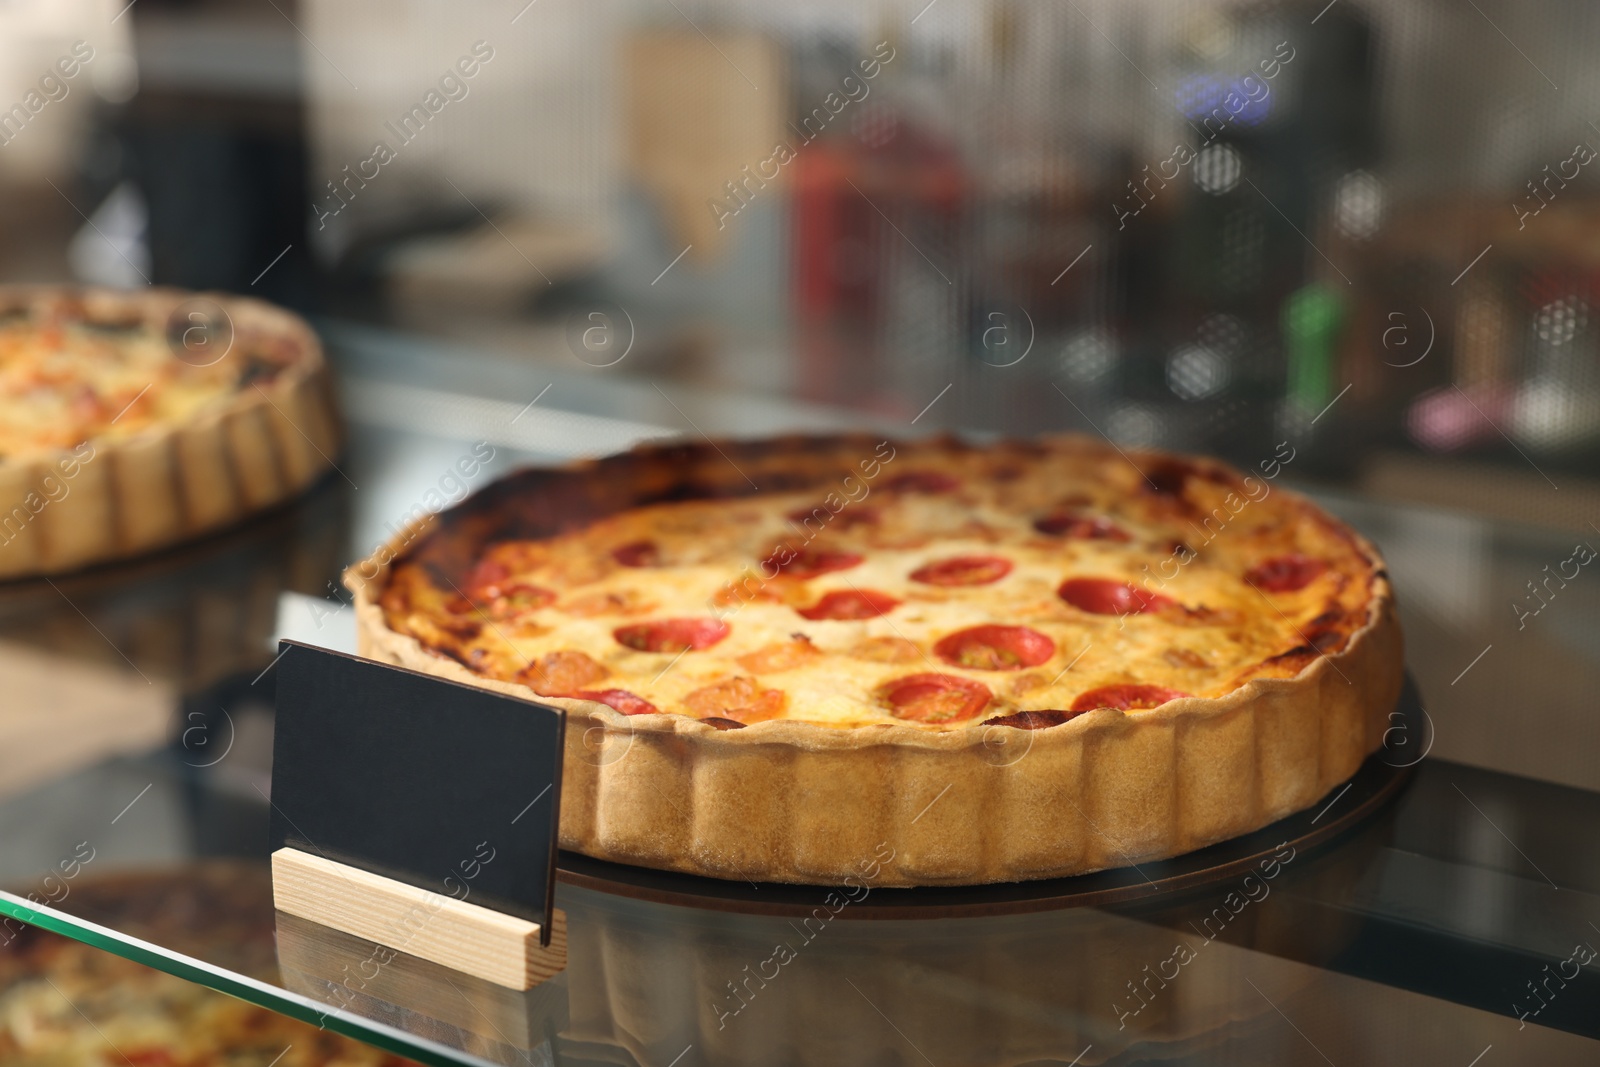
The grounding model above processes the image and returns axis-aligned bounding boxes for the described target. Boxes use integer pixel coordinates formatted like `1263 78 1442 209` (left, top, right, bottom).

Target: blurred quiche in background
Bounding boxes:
0 287 339 579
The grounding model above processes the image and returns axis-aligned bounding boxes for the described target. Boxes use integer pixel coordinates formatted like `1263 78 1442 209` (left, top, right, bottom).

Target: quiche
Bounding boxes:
351 434 1403 886
0 286 338 578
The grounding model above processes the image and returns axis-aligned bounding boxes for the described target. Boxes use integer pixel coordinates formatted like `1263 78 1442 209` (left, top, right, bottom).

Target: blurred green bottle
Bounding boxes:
1283 284 1345 414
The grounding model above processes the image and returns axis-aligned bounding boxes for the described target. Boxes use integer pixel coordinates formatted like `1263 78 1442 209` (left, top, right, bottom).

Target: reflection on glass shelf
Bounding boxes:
0 922 444 1067
276 910 568 1061
0 872 507 1067
1 746 1597 1066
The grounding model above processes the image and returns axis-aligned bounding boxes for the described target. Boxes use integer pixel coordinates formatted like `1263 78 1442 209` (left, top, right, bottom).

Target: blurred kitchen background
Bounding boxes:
4 0 1600 529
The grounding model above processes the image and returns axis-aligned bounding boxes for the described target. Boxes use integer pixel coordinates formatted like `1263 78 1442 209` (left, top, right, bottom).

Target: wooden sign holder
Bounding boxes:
268 642 567 991
271 848 566 990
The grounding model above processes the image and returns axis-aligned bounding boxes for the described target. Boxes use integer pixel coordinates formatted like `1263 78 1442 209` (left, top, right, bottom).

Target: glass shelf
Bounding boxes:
1 323 1596 1066
3 750 1599 1065
0 881 513 1067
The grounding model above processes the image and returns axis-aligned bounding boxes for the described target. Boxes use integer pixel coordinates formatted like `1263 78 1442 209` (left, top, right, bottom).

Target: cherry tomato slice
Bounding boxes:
768 547 864 579
613 617 731 652
612 540 661 567
933 625 1055 670
1244 554 1327 593
463 558 512 597
572 689 660 715
796 589 901 620
909 555 1014 586
1069 684 1191 712
1032 514 1132 542
1058 577 1173 616
879 673 992 724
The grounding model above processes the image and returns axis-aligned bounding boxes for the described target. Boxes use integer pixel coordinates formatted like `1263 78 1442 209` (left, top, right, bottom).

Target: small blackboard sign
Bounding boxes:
269 642 564 943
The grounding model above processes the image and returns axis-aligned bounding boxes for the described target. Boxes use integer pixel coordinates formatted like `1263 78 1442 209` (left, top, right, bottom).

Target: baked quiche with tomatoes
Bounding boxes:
0 286 338 578
352 434 1402 886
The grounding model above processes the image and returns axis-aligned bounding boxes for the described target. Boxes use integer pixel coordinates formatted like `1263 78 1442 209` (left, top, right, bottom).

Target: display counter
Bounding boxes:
1 324 1596 1067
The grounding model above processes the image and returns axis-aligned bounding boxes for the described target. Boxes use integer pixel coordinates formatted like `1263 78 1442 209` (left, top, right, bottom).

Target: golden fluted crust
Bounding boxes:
0 286 340 579
348 435 1404 887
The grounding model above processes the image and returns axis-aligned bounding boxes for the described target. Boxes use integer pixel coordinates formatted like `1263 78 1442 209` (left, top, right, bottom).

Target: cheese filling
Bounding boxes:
379 442 1376 729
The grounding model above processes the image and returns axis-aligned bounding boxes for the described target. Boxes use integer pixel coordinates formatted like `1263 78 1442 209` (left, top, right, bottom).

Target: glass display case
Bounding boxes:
4 0 1600 1063
1 328 1596 1066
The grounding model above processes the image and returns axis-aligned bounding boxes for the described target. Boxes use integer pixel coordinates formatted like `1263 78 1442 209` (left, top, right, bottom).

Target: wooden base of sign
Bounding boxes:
271 848 566 990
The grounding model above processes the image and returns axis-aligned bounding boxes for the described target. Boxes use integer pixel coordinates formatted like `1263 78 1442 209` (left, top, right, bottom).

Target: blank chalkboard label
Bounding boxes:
268 641 564 941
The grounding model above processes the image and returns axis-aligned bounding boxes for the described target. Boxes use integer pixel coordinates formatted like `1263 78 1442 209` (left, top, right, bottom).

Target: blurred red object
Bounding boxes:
790 125 965 404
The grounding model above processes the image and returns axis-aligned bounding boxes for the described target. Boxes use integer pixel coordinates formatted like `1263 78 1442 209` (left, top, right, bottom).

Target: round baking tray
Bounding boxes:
555 675 1427 919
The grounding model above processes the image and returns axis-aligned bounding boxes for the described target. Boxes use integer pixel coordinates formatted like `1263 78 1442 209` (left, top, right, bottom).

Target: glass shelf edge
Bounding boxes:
0 889 502 1067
